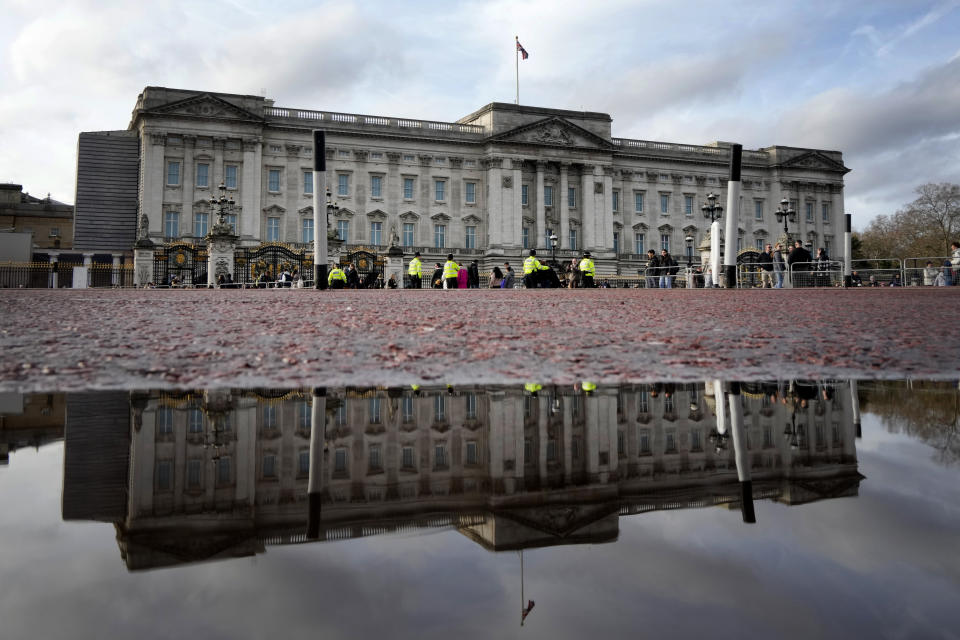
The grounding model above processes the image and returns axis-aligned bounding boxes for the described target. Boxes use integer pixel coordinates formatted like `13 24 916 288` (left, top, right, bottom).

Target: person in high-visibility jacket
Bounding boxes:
579 251 595 288
408 251 422 289
327 265 347 289
443 253 460 289
523 250 549 288
581 381 597 395
524 382 543 396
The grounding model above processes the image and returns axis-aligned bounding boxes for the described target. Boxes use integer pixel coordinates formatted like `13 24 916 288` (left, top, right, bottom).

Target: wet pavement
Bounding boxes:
2 288 959 392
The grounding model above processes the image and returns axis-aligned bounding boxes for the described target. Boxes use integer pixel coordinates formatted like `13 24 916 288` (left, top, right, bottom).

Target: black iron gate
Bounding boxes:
234 243 306 287
154 244 207 286
340 248 384 288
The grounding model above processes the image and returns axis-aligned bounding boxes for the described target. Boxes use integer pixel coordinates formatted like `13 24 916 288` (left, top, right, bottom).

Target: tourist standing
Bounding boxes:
759 244 774 288
772 242 786 288
431 263 444 288
950 241 960 285
645 250 659 288
523 250 547 288
467 260 480 288
490 266 504 288
659 249 676 289
327 265 346 289
923 261 938 286
787 241 812 287
502 263 515 289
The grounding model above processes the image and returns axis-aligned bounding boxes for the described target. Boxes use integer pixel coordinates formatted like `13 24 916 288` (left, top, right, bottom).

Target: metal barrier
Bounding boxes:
0 262 134 288
902 256 954 287
788 261 844 288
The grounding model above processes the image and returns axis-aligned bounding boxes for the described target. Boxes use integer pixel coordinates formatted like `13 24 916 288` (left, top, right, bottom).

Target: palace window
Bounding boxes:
402 223 414 247
522 227 529 249
568 186 577 208
434 224 445 248
225 165 238 189
337 220 349 241
544 185 553 207
403 178 414 200
334 448 348 473
635 233 644 254
660 194 670 214
166 161 180 186
196 163 209 188
193 212 208 237
338 174 350 197
303 170 313 195
302 218 313 243
613 231 619 254
806 202 814 222
521 184 529 206
755 200 764 220
684 195 693 216
371 175 383 198
435 180 446 202
266 217 280 242
370 221 382 245
268 169 281 192
661 233 670 252
569 229 578 250
225 214 237 234
164 211 179 240
612 189 620 212
403 154 415 162
822 203 831 222
544 228 554 248
463 181 476 204
465 226 476 249
755 238 764 250
434 444 447 469
635 192 644 213
157 461 172 491
639 429 651 454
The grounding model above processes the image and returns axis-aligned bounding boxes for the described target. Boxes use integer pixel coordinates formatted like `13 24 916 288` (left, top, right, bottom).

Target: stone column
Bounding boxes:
144 133 167 239
535 161 546 249
182 136 196 236
559 163 570 249
384 245 404 289
511 159 523 249
601 167 614 252
484 157 504 250
581 165 594 251
241 138 262 241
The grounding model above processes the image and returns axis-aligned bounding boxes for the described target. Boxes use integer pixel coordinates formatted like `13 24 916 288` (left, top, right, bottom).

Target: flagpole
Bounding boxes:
515 35 519 104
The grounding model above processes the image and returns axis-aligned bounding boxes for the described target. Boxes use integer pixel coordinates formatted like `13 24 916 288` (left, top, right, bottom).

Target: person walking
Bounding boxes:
659 249 676 289
467 260 480 288
759 244 774 288
578 251 595 288
443 254 460 290
431 263 444 289
772 242 786 289
568 257 581 288
346 263 361 289
501 262 515 289
408 251 423 289
327 264 347 289
645 249 659 288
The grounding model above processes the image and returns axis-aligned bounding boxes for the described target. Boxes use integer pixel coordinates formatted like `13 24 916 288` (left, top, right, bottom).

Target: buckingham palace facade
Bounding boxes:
75 86 850 271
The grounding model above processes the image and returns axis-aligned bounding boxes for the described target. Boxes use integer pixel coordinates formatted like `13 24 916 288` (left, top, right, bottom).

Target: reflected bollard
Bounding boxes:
726 381 755 524
307 387 326 539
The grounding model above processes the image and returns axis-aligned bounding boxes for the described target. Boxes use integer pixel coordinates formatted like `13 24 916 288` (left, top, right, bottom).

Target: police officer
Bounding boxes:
408 251 422 289
327 264 347 289
523 250 547 288
443 253 460 289
579 251 595 288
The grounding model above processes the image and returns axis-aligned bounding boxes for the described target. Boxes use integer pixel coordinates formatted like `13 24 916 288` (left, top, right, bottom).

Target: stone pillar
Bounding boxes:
183 136 196 227
206 230 238 287
385 245 404 289
111 254 122 287
511 159 523 249
581 165 594 251
485 157 505 250
559 163 570 249
535 161 546 249
241 138 262 240
601 166 614 252
145 133 167 239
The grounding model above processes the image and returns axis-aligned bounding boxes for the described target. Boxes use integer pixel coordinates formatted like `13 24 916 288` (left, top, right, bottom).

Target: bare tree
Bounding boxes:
858 182 960 258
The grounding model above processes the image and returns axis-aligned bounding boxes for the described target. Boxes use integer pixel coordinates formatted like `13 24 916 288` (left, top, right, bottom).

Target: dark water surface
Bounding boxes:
1 381 958 639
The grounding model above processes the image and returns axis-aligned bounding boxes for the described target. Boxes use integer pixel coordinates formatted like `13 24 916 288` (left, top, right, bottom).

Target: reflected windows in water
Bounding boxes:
639 429 651 455
617 430 625 457
157 407 173 435
297 402 310 431
334 448 348 474
263 454 277 479
156 461 172 492
572 436 582 460
524 439 533 463
434 444 447 469
763 425 773 448
402 396 414 423
369 444 382 472
187 459 202 489
466 441 478 466
298 451 309 476
401 446 415 470
188 409 203 434
263 405 277 430
638 390 649 414
434 395 445 422
665 431 677 454
691 429 702 452
216 457 231 486
369 398 381 425
547 439 557 463
336 405 347 426
466 394 477 420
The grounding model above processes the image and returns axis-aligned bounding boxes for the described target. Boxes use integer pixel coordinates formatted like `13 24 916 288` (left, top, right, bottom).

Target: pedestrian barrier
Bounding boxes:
0 262 133 288
788 261 844 288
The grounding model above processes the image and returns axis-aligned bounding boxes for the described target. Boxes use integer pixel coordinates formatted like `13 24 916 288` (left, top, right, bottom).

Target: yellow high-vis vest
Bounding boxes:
408 257 422 277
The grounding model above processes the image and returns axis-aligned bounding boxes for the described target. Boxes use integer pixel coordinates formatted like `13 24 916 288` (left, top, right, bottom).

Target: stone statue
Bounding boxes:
388 223 400 247
137 212 149 240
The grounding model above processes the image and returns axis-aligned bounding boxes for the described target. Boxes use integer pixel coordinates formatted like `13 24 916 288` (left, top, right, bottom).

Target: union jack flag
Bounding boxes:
517 40 529 60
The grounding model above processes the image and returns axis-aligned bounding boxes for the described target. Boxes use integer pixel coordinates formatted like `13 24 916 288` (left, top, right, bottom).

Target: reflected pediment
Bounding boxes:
491 116 615 150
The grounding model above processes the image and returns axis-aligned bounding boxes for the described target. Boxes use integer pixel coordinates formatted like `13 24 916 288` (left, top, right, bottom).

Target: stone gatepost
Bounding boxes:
133 214 155 287
206 224 239 288
384 244 404 289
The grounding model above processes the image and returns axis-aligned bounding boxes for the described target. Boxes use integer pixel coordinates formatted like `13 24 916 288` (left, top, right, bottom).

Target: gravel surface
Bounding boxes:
1 288 958 392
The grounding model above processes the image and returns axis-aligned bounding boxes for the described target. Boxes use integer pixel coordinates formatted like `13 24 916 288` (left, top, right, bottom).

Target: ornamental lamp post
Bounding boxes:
685 234 694 288
702 193 723 288
209 182 235 226
549 233 558 267
774 198 796 244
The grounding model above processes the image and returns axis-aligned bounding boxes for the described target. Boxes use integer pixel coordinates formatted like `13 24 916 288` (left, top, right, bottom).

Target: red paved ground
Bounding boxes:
1 288 959 392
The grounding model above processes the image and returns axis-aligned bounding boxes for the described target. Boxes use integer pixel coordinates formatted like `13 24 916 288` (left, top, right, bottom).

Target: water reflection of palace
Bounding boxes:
62 382 862 571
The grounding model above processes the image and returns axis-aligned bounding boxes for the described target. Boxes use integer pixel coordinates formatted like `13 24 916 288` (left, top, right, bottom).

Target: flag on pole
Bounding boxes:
517 40 529 60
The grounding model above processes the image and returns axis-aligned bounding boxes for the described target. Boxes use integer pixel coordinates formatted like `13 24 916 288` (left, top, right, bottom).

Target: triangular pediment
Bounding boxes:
298 206 313 215
399 211 420 221
430 212 451 222
148 93 264 123
499 503 619 537
462 214 482 224
779 151 849 174
491 117 615 150
366 209 388 220
263 204 286 214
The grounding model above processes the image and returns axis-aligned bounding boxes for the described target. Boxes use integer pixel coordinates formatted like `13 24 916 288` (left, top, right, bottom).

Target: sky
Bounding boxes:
1 0 959 231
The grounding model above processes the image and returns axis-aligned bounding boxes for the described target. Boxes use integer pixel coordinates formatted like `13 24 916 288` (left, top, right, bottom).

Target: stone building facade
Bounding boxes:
80 87 850 273
0 183 73 258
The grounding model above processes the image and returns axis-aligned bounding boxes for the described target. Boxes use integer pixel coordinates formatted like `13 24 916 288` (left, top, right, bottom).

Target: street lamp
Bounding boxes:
209 182 235 227
701 192 723 223
549 233 558 267
775 198 796 241
685 235 694 288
